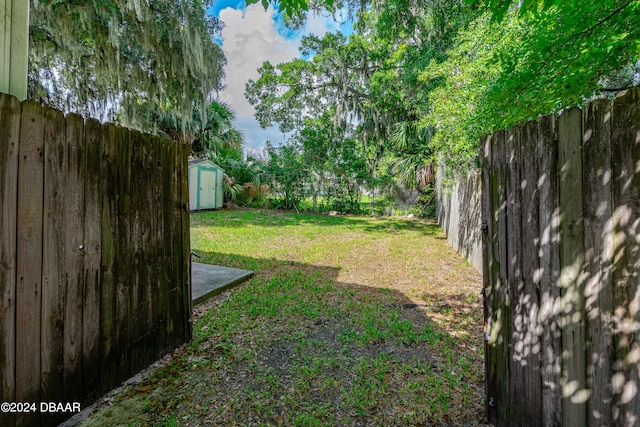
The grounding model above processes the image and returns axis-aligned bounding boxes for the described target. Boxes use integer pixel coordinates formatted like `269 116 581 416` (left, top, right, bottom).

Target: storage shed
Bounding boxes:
188 159 224 210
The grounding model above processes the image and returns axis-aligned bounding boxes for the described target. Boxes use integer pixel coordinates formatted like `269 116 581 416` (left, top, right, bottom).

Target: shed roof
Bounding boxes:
188 158 223 169
188 158 210 167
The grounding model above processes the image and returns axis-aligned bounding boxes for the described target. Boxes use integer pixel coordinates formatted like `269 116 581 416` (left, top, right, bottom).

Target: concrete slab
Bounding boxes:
191 262 254 305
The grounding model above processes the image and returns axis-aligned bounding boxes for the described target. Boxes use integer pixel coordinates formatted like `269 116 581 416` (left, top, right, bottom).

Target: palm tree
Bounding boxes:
194 101 244 156
389 121 435 189
148 99 270 205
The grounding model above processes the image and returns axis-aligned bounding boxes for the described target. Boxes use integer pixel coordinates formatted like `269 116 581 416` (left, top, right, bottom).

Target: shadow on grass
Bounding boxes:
179 250 486 426
190 208 442 236
72 210 484 426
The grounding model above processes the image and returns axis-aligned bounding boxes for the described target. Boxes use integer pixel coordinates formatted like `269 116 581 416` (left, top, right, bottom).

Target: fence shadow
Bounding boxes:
171 249 486 425
190 208 442 236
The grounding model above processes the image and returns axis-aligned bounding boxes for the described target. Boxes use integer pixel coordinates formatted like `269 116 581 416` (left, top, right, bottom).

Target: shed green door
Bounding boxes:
199 169 217 208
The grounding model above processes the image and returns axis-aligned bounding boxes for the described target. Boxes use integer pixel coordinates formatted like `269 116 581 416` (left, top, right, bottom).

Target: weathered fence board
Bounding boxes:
63 113 85 405
158 138 168 354
41 106 67 426
116 125 132 384
82 118 102 404
150 135 162 359
141 132 156 365
519 120 542 424
582 99 614 426
611 87 640 427
0 94 191 427
537 114 562 427
486 130 511 422
483 87 640 426
480 134 493 417
181 142 192 341
129 130 145 375
0 93 19 427
100 123 119 393
558 107 587 426
506 126 526 423
15 101 45 427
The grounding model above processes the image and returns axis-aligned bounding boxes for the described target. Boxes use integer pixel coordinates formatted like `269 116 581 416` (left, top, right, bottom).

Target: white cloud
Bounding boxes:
217 4 349 152
218 4 297 151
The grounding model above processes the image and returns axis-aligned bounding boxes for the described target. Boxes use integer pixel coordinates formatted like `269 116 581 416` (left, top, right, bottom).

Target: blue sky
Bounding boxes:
210 0 245 17
209 0 352 152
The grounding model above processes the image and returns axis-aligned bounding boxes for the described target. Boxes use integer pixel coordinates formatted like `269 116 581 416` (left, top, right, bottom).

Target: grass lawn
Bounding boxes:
80 209 485 426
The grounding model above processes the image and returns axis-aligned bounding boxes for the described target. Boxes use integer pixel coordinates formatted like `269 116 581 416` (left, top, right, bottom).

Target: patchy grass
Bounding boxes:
80 208 485 426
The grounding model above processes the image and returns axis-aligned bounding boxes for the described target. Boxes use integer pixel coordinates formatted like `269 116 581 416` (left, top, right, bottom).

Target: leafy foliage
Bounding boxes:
264 142 309 210
249 0 639 183
424 0 640 168
247 0 477 193
29 0 226 133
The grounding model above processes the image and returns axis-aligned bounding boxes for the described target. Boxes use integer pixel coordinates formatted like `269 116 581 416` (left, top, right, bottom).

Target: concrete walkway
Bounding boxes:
191 262 254 305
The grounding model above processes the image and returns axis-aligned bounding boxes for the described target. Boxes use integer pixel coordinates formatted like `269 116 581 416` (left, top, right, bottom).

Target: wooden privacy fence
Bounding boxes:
481 87 640 426
436 170 483 272
0 94 191 427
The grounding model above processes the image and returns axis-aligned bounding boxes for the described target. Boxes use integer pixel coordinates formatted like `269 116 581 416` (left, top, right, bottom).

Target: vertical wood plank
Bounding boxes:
480 134 493 420
176 142 186 345
63 113 85 405
116 125 131 383
167 140 179 348
537 113 562 426
0 93 20 427
141 133 155 364
151 136 164 358
129 130 145 374
181 142 192 341
520 120 543 424
487 130 510 423
82 118 102 403
41 106 66 425
100 123 118 393
611 87 640 427
15 100 44 427
157 136 169 356
506 125 527 424
582 99 614 426
558 107 587 426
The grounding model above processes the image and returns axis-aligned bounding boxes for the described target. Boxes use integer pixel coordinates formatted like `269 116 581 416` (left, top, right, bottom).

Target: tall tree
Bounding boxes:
29 0 226 133
246 0 477 182
248 0 639 183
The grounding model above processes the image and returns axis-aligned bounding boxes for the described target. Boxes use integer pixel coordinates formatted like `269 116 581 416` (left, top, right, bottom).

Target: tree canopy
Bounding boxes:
28 0 640 204
247 0 640 182
29 0 226 134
